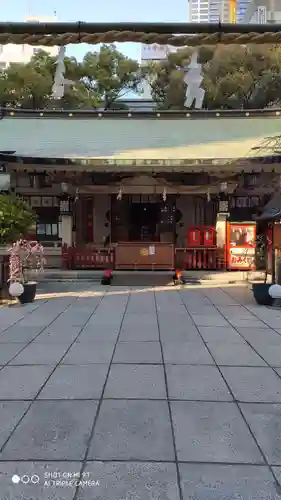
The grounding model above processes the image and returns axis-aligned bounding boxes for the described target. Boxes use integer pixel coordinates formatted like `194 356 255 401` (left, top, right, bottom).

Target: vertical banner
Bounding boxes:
257 6 267 23
229 0 236 23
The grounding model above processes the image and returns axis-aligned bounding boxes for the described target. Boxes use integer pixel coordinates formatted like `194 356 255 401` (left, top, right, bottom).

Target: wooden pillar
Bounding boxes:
61 216 72 246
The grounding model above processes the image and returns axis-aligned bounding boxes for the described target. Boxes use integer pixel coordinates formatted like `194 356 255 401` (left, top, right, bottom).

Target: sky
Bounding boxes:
0 0 189 61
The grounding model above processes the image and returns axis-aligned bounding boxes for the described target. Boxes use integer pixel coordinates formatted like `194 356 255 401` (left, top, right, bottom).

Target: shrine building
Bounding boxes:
0 108 280 271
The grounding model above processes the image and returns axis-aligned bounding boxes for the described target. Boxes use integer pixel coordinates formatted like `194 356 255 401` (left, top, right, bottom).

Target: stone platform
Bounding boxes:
0 282 280 498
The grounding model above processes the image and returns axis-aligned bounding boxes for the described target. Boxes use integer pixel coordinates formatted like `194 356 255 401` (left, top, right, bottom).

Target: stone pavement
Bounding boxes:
0 282 281 499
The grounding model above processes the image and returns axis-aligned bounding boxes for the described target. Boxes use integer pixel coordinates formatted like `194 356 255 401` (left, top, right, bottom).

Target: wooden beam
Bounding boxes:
0 21 280 36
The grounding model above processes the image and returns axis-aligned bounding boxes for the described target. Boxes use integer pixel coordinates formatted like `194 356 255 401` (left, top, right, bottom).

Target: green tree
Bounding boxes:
0 195 37 244
80 44 142 109
147 45 281 110
0 50 92 109
0 46 141 109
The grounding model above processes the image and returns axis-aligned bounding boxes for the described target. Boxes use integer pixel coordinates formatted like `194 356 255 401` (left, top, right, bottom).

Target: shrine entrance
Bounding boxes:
129 202 160 242
111 194 176 244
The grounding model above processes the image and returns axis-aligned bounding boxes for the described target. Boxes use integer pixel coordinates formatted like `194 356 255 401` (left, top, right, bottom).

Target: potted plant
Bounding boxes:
252 269 274 306
7 240 45 304
0 194 37 300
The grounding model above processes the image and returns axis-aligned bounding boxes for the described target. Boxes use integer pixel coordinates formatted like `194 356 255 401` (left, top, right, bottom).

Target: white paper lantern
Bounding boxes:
269 284 281 298
9 282 24 297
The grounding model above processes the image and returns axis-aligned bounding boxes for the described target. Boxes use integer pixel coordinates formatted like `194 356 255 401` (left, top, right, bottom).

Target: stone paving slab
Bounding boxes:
88 400 175 461
33 326 82 343
1 401 98 460
0 326 44 343
236 327 281 345
1 283 281 498
179 464 281 500
159 323 202 342
207 341 267 366
0 461 80 499
239 403 281 466
198 325 246 343
0 365 54 400
221 367 281 403
38 364 108 400
162 341 214 364
76 462 180 500
104 364 167 399
0 344 27 364
9 343 70 365
171 401 263 463
61 341 115 364
112 340 162 363
0 402 30 449
166 364 233 401
119 324 159 341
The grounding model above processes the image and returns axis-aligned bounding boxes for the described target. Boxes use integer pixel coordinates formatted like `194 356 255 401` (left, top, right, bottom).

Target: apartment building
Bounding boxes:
0 16 58 70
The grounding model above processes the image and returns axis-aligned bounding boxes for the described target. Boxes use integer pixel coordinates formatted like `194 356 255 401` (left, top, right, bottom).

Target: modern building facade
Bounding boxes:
189 0 251 23
189 0 234 23
0 16 58 70
236 0 251 21
243 0 281 23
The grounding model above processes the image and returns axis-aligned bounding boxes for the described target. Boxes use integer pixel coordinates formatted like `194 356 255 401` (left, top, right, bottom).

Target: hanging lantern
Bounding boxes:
220 181 228 192
207 188 211 202
61 182 69 193
162 187 167 202
59 194 73 215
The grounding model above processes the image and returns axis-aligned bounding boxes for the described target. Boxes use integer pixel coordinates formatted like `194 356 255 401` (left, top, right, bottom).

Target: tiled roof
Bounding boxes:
258 194 281 220
0 114 281 161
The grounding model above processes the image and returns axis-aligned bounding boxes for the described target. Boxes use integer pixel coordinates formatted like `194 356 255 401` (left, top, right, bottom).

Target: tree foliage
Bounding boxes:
148 45 281 109
81 44 142 109
1 43 281 110
0 195 37 244
0 44 142 109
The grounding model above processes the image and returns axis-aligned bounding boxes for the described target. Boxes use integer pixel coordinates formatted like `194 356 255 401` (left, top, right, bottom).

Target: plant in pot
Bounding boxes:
7 240 45 304
252 267 274 306
0 194 37 301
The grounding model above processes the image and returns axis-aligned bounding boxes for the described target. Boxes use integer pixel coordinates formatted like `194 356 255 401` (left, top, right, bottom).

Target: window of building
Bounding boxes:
36 220 59 239
33 47 41 54
0 45 3 55
34 207 60 240
0 62 6 70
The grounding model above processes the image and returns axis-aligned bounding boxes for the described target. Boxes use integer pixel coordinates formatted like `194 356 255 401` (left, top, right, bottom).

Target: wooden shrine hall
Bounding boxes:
1 108 281 271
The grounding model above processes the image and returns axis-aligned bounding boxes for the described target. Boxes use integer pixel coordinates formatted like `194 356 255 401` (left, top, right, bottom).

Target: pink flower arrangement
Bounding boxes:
8 239 45 283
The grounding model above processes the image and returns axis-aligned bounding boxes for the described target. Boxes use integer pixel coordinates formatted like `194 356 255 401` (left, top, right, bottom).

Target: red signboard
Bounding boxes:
227 223 256 270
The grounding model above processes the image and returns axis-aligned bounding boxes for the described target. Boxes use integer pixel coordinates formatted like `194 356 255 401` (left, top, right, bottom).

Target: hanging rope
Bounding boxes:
0 30 281 46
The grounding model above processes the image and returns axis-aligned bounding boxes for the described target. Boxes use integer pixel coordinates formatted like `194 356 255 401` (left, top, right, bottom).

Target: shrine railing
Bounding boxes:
61 245 115 269
175 247 226 270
